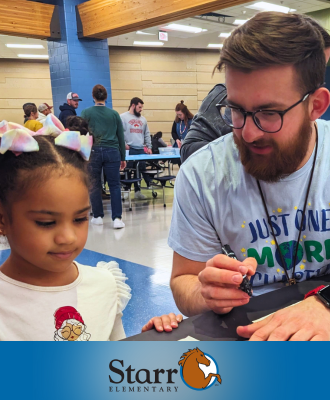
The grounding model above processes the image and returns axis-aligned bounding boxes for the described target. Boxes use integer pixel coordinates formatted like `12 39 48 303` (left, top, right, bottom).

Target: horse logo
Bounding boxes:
178 348 221 390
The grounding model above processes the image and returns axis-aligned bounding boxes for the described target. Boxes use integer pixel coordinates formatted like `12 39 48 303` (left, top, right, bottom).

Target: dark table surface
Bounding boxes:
123 274 330 341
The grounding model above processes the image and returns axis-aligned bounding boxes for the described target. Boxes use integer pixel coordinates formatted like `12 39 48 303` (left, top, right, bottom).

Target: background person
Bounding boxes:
120 97 152 200
151 131 167 154
59 92 82 128
38 103 53 124
23 102 37 124
180 85 232 162
171 101 194 149
81 84 126 229
65 115 89 136
23 104 43 132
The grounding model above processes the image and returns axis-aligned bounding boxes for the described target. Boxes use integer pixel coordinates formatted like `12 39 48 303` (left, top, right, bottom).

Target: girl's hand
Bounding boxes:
142 313 183 333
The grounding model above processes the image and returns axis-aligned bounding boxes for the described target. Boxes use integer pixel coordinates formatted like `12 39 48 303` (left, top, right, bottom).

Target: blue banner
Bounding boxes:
0 342 328 399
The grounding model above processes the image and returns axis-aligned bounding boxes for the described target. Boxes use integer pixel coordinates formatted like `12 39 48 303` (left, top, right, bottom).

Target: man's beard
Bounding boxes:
133 109 141 117
233 115 313 183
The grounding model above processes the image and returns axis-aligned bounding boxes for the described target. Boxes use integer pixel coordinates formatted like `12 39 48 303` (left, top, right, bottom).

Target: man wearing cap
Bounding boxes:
59 92 82 128
38 103 53 124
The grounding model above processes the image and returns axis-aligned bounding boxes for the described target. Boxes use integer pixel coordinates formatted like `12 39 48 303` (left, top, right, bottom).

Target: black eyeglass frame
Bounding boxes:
216 89 316 134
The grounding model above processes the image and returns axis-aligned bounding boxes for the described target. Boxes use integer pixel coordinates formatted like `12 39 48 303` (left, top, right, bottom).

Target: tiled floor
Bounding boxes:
0 171 181 338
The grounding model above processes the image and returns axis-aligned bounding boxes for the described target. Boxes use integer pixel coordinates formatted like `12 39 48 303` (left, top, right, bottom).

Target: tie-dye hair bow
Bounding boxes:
0 116 93 161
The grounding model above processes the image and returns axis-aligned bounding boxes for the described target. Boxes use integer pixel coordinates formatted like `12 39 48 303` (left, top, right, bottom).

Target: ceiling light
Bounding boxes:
207 44 223 48
6 44 44 49
133 41 164 46
136 31 155 35
245 2 296 13
162 24 207 33
219 33 231 38
234 19 248 25
17 54 49 58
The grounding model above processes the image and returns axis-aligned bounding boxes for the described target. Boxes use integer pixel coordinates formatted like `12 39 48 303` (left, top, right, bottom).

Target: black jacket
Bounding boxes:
181 84 232 162
59 103 77 128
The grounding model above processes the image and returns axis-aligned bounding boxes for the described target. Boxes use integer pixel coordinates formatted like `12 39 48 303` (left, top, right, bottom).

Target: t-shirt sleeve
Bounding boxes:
168 167 221 262
120 114 127 137
96 261 131 340
144 121 152 148
109 313 126 341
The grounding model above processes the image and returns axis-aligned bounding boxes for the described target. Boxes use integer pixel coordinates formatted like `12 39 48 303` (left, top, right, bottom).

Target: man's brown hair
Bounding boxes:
305 16 330 49
216 12 326 94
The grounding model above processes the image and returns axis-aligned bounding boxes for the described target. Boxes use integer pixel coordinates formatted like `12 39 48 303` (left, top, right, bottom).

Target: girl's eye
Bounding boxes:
74 217 88 224
35 221 55 227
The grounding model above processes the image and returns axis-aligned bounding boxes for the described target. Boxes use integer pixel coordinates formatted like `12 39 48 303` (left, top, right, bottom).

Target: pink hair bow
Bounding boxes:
55 131 93 161
0 120 34 136
0 120 93 161
0 129 39 155
34 114 65 137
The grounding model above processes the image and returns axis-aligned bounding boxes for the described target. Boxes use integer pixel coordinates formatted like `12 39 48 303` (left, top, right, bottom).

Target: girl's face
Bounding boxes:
1 172 90 277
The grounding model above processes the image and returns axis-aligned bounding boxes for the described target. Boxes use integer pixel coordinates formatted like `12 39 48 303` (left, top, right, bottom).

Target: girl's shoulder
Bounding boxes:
76 261 131 313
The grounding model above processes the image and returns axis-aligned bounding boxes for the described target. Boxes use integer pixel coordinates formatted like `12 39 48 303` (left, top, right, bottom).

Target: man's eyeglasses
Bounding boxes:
216 91 313 134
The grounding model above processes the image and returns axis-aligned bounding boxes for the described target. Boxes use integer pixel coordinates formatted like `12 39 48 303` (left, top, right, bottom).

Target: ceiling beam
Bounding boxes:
76 0 249 39
0 0 60 39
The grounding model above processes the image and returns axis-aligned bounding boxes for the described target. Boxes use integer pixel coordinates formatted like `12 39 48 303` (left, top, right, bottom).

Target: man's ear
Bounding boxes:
309 87 330 121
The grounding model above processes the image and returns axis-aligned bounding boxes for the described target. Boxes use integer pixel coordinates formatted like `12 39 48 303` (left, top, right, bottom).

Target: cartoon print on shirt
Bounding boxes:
53 306 91 341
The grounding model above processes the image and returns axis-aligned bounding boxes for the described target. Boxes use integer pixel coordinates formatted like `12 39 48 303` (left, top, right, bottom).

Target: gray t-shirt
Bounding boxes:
120 111 151 150
168 119 330 295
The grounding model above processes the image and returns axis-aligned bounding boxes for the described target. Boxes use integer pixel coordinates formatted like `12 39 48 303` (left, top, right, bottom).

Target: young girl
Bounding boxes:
0 122 182 341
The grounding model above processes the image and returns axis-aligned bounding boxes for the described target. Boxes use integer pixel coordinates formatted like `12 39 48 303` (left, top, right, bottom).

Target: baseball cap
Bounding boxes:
67 92 82 101
38 103 53 112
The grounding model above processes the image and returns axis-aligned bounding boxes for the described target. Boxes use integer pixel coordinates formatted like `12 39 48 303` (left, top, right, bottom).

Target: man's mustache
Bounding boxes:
242 139 274 147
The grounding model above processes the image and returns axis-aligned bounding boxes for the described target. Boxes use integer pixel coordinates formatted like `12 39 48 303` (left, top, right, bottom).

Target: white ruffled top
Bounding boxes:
96 261 132 314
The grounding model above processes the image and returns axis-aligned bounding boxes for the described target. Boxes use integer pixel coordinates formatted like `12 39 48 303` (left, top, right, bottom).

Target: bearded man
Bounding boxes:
121 97 152 199
168 12 330 341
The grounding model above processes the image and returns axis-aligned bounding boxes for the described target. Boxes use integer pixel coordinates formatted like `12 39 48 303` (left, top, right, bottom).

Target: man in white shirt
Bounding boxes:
168 12 330 340
37 103 53 124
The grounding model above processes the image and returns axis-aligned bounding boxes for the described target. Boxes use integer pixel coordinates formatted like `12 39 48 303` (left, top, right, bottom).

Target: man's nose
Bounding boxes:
241 115 265 143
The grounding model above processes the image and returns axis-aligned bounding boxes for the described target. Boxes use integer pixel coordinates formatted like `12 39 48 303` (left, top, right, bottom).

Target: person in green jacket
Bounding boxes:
81 85 126 229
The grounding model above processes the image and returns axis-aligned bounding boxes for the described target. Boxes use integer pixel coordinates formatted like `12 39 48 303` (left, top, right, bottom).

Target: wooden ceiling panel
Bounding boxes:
77 0 249 39
0 0 58 39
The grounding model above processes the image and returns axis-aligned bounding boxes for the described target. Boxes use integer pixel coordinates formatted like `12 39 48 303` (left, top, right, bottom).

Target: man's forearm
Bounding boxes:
170 274 210 317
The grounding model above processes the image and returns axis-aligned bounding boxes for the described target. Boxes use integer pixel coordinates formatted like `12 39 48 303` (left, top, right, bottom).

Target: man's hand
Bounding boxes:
142 313 183 333
120 161 126 170
198 255 257 314
146 148 152 155
176 139 182 149
237 296 330 341
125 144 130 150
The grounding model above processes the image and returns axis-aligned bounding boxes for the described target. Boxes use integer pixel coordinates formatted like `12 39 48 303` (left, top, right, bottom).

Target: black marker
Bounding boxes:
221 244 253 297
